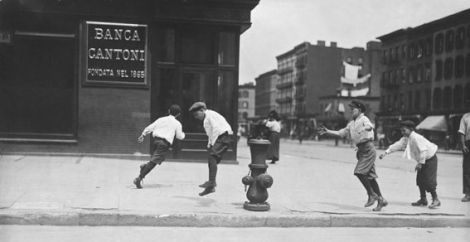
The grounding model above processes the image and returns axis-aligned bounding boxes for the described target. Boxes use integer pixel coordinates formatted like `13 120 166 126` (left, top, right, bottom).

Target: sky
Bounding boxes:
239 0 470 84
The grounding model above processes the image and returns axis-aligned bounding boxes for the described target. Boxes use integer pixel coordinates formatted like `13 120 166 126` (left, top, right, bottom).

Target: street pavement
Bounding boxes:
1 226 469 242
0 137 469 227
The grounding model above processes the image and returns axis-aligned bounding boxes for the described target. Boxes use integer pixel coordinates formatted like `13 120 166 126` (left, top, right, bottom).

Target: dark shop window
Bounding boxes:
408 91 413 111
180 28 214 64
445 30 454 52
157 28 175 62
218 32 237 66
425 37 433 56
0 34 76 137
435 33 444 54
416 64 423 83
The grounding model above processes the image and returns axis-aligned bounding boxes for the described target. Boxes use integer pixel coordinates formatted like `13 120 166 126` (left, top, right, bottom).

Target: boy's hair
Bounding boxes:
169 104 182 116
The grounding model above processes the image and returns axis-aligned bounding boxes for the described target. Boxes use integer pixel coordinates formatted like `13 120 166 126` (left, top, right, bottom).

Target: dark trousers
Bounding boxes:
207 133 232 185
463 141 470 194
139 138 170 179
416 155 438 195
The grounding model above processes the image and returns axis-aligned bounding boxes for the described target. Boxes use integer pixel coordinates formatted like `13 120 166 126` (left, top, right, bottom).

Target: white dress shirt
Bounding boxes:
336 113 374 145
203 109 233 146
266 120 281 133
141 115 185 144
458 113 470 141
385 131 437 164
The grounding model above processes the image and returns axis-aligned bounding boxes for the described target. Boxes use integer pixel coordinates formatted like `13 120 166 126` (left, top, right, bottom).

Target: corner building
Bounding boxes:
0 0 259 162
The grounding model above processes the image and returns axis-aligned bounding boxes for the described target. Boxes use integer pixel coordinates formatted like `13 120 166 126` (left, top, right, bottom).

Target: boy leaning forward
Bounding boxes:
189 102 233 196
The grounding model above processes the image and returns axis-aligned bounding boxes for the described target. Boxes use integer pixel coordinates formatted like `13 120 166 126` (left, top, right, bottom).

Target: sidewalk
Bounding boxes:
0 138 469 227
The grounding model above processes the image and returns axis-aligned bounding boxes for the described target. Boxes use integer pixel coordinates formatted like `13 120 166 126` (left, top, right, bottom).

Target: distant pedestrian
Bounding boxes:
379 120 441 209
458 113 470 202
264 110 281 164
133 105 185 189
189 102 233 196
318 100 387 211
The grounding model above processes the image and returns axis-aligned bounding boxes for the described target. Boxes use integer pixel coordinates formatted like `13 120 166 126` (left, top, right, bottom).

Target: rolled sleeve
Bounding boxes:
386 137 407 153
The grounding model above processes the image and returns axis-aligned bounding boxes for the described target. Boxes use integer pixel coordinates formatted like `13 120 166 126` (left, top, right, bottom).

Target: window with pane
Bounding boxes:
456 27 465 49
445 30 454 52
180 28 214 64
218 32 236 66
425 63 431 82
444 57 453 80
157 28 175 62
425 89 431 110
435 60 443 81
435 33 444 54
455 55 465 78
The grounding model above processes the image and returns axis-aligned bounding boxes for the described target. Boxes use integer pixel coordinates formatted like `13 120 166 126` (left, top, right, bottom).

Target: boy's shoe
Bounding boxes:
364 194 379 207
411 198 428 206
428 199 441 209
372 197 388 212
461 194 470 202
199 187 215 196
199 181 216 188
133 177 142 189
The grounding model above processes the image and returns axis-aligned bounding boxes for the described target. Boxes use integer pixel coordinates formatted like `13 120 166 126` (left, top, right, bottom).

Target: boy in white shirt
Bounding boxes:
189 102 233 196
133 105 185 189
379 120 440 209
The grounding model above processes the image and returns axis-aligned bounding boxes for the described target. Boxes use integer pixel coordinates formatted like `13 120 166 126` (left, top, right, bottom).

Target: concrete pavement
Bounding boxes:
0 138 469 227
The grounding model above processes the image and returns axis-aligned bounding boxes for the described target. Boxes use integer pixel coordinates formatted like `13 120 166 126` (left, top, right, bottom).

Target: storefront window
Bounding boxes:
456 27 465 49
180 28 214 64
445 30 454 52
0 33 76 137
218 32 236 66
444 57 453 80
157 28 175 62
443 86 452 108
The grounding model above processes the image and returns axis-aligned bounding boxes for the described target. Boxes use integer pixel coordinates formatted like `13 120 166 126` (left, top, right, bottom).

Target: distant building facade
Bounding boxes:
238 82 256 134
377 8 470 147
274 40 381 137
255 70 278 118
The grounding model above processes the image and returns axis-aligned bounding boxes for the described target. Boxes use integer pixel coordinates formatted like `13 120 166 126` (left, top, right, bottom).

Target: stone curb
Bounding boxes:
0 210 469 228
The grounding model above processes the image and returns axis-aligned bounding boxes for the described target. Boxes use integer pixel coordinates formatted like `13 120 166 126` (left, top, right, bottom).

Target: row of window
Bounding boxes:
435 54 470 81
382 24 470 64
277 56 295 70
381 84 470 113
382 53 470 86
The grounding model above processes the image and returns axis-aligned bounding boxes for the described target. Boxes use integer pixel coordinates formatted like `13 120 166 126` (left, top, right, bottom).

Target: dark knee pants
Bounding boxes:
150 138 170 165
208 133 232 182
464 141 470 194
417 155 438 193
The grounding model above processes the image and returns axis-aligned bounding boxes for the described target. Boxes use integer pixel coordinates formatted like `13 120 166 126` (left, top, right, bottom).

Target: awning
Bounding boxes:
416 115 447 132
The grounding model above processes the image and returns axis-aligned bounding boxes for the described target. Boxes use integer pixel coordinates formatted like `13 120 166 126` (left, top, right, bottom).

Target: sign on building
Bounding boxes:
84 21 148 87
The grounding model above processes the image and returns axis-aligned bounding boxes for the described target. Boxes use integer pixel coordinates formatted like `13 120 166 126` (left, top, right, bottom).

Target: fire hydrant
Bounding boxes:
242 138 273 211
